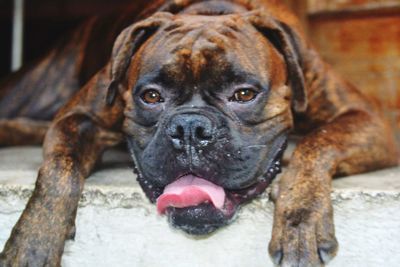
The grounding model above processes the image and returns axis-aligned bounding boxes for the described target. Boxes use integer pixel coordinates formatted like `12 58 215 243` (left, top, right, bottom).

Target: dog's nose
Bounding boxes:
166 113 215 148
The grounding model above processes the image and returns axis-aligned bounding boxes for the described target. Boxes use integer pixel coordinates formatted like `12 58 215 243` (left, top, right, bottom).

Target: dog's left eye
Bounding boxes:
230 88 258 103
141 89 164 104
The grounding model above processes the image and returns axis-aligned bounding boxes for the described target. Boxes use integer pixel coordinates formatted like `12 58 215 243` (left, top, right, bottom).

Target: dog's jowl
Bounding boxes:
0 1 398 266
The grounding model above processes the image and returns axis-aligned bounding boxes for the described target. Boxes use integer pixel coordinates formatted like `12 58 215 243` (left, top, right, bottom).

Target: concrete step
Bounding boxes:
0 147 399 267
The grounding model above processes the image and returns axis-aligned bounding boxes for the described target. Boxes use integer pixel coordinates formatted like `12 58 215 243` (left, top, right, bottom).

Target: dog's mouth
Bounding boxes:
156 167 280 215
135 142 286 235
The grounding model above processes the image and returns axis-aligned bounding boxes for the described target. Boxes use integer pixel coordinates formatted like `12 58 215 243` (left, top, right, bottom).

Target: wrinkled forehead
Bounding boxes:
130 14 285 87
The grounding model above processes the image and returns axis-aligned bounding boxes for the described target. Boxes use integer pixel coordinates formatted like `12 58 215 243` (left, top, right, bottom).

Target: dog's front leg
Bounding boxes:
0 114 121 267
269 111 398 267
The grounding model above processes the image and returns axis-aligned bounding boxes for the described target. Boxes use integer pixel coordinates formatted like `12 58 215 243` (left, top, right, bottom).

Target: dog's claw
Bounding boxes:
270 249 283 266
67 225 77 241
318 239 338 264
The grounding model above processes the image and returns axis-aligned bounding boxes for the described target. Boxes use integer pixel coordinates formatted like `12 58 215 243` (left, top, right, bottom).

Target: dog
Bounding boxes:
0 0 398 266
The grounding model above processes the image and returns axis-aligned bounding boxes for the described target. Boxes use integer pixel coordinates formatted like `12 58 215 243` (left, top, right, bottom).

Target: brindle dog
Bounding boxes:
0 0 398 266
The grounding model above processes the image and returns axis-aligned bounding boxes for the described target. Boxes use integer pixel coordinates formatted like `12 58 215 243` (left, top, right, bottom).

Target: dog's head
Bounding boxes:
107 10 306 235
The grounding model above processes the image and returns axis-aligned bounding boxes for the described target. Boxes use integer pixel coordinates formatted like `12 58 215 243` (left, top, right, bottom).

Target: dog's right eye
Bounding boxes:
141 89 164 104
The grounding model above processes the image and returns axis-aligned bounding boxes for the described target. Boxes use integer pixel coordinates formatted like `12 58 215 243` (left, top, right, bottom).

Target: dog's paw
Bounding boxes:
0 229 64 267
268 187 338 267
0 246 61 267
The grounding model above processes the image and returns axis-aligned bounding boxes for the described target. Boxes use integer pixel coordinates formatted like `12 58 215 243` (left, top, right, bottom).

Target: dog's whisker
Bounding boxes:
244 145 267 149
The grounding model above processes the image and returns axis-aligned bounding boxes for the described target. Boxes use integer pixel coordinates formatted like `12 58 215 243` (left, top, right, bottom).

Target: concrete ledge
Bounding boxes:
0 147 400 267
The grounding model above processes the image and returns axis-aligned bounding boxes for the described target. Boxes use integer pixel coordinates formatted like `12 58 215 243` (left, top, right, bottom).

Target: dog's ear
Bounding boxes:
106 12 173 105
245 11 307 113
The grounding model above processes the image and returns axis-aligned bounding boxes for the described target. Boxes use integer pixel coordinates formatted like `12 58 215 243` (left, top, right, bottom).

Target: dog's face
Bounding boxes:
120 14 294 234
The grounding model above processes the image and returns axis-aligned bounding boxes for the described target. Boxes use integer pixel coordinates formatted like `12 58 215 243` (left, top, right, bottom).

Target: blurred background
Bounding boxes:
0 0 399 137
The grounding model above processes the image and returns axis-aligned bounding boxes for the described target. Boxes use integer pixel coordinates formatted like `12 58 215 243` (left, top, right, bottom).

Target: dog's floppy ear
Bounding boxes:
245 11 307 113
106 12 173 105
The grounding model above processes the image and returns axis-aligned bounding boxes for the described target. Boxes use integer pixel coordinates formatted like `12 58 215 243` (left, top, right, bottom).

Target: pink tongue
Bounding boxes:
156 175 226 214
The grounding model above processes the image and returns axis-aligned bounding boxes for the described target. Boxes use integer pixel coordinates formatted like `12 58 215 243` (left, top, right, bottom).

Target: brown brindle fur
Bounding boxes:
0 1 398 266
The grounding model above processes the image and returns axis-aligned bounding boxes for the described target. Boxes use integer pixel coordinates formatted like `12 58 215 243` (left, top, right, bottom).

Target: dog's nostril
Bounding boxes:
171 125 184 139
195 126 212 140
177 125 184 138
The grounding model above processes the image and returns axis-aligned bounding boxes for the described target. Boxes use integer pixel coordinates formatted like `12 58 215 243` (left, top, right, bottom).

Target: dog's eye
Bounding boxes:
230 88 258 103
141 89 164 104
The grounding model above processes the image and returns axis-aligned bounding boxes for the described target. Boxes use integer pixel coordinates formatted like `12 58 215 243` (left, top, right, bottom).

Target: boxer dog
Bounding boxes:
0 0 398 266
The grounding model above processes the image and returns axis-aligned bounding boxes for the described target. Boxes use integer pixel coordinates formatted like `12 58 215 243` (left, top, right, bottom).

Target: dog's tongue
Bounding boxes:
156 175 225 214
